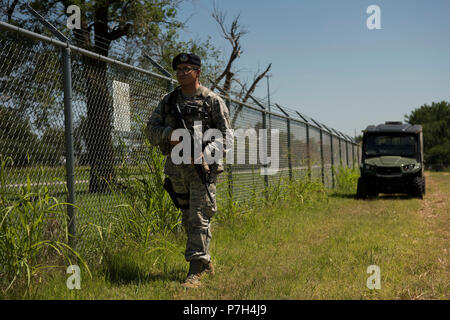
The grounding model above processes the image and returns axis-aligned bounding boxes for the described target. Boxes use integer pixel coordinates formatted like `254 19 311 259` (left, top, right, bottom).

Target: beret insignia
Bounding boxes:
180 54 189 62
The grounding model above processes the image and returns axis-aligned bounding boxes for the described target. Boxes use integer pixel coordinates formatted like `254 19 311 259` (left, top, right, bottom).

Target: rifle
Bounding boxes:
172 103 215 205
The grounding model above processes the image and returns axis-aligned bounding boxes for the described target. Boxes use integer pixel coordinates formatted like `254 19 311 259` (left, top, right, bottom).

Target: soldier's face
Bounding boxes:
176 63 200 86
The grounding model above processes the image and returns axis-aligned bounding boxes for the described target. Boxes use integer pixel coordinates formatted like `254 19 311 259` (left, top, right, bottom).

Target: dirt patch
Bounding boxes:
418 172 447 219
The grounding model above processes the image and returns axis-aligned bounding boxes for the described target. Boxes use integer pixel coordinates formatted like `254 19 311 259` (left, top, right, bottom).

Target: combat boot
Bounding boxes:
201 260 215 276
182 260 203 288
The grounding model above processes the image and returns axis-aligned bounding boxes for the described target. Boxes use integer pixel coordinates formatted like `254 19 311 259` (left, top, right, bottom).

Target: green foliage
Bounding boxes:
426 142 450 169
5 1 183 40
216 173 329 225
87 119 181 256
215 179 242 225
405 101 450 169
0 156 90 296
284 176 329 206
333 165 359 195
38 127 65 165
1 0 224 173
0 107 39 167
0 107 66 167
111 140 181 249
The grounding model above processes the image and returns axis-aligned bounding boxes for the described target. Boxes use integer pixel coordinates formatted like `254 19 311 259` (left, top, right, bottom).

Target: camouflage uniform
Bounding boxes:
145 85 231 263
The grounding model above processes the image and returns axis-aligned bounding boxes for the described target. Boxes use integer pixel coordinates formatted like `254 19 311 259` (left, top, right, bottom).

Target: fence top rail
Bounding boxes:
220 95 355 142
0 21 172 83
0 20 358 145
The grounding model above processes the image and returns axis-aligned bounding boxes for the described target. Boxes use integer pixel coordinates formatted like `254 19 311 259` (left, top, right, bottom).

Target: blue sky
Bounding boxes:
176 0 450 137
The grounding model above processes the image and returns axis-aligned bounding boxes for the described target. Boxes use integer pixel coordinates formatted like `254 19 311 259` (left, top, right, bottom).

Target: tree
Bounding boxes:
39 127 65 165
1 0 20 23
2 0 186 193
405 101 450 170
209 5 247 94
354 134 363 144
67 0 184 193
0 106 39 167
141 34 225 86
208 5 272 128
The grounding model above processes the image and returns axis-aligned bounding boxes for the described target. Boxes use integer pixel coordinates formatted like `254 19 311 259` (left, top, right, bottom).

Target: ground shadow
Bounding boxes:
329 193 357 199
329 192 416 201
105 265 186 285
103 254 186 285
377 194 417 200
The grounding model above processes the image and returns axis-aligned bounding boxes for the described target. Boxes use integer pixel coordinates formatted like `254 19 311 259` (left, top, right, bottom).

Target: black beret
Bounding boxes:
172 53 201 70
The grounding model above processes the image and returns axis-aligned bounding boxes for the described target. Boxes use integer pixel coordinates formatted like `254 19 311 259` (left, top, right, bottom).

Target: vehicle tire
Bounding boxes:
356 178 367 199
422 176 426 195
411 176 424 199
367 190 379 198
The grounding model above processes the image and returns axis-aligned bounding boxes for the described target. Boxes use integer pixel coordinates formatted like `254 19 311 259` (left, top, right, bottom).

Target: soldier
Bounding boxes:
145 53 232 288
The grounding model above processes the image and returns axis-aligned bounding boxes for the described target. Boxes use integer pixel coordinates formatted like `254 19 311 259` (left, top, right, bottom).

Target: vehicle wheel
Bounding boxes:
356 178 367 199
422 176 426 195
367 190 379 198
411 176 424 199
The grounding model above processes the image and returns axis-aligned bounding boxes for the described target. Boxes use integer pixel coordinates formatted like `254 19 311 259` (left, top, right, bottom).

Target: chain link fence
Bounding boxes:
0 21 360 252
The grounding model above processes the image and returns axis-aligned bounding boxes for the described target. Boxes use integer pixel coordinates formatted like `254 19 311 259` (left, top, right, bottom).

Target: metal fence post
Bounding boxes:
357 143 360 167
287 117 292 180
227 96 233 201
262 109 269 198
306 124 311 179
349 143 352 167
353 143 356 168
330 134 335 189
274 104 291 180
26 4 77 247
319 129 324 185
346 140 350 167
62 45 76 248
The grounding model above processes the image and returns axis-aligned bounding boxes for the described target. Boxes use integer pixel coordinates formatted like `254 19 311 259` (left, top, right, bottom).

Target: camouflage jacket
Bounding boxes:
145 85 232 175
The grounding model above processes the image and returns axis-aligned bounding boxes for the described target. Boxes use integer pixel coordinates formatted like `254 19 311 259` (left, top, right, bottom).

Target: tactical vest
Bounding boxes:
162 85 215 131
160 85 224 174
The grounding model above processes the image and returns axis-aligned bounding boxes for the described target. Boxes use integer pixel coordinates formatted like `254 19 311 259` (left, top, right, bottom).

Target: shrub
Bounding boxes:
333 165 359 194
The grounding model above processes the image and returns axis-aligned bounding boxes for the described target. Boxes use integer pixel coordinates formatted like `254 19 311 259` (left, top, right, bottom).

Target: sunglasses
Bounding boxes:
175 66 199 74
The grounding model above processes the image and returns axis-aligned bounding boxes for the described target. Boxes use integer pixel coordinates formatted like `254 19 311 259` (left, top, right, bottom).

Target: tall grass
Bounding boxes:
333 165 360 195
1 138 359 298
112 143 180 242
115 139 181 238
215 164 357 226
215 171 330 225
80 132 183 274
0 157 89 296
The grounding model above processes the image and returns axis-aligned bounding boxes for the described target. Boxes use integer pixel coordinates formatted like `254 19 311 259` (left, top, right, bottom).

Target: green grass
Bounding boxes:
0 157 90 297
2 165 448 299
179 171 448 300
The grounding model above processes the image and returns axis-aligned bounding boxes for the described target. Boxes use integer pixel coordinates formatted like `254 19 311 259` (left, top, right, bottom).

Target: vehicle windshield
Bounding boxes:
364 134 418 158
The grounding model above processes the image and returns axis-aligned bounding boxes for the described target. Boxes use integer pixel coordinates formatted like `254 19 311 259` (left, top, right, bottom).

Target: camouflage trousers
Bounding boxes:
166 164 217 263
